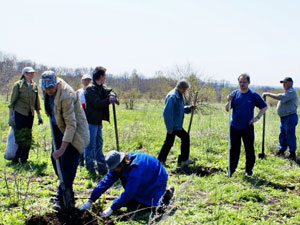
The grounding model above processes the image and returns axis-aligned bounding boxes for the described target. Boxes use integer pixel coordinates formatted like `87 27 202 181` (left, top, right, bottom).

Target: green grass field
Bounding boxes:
1 97 300 225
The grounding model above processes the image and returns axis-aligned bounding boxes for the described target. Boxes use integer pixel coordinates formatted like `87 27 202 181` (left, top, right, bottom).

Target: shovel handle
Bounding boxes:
262 96 266 154
113 104 120 151
228 100 232 177
49 118 65 190
188 92 199 134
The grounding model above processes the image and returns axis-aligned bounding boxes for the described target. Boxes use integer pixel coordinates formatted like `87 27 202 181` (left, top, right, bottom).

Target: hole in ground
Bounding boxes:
25 208 101 225
171 166 224 176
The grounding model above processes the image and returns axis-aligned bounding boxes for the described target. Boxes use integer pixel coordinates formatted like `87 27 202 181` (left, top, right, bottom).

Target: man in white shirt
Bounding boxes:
76 73 92 166
76 74 92 110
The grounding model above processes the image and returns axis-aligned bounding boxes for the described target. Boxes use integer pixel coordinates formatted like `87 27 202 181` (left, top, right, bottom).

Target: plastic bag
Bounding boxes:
4 127 18 160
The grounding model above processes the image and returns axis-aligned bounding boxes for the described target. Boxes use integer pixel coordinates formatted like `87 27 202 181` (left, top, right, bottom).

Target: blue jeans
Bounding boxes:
279 113 298 152
84 124 106 172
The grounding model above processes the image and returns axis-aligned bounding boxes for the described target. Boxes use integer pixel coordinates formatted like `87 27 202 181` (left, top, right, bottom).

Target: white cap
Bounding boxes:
22 67 35 75
81 73 92 80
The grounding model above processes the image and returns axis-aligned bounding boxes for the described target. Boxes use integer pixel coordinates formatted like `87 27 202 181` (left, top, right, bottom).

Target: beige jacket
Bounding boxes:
9 79 41 116
45 78 89 154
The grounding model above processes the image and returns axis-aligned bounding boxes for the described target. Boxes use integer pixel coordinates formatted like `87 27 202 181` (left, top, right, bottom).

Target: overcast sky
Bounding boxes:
1 0 300 87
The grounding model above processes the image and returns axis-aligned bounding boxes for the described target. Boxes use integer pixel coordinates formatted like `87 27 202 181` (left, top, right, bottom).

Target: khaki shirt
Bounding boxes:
44 78 89 154
9 79 41 116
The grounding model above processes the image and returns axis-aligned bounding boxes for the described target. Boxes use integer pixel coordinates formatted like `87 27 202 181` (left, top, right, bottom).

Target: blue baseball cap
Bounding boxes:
105 150 126 170
40 71 57 90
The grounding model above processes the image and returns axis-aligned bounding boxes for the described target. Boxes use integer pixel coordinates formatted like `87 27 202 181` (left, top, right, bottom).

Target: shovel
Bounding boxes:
112 103 120 151
258 96 267 159
187 92 199 134
49 118 73 211
228 101 232 177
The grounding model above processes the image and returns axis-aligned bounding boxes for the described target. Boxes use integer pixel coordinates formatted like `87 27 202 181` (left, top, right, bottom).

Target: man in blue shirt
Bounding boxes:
262 77 298 161
158 79 195 167
79 150 172 217
225 74 268 176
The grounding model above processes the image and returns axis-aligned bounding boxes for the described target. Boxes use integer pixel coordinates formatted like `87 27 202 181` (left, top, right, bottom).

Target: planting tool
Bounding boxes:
49 118 73 211
112 103 120 151
228 100 232 177
187 91 199 134
259 96 267 159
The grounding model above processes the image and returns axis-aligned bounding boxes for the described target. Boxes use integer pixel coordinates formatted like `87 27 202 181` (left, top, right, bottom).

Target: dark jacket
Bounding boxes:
84 81 111 125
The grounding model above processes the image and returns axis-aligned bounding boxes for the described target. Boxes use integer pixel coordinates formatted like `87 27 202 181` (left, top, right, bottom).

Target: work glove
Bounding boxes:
38 114 43 125
100 207 113 217
109 95 117 104
78 200 92 211
8 115 14 127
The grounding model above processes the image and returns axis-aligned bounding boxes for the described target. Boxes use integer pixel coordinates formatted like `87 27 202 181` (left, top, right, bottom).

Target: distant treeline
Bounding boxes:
0 51 296 109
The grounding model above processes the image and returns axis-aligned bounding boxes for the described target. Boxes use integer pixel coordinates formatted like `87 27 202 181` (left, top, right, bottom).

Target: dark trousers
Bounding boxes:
51 124 80 202
229 125 255 174
158 129 190 163
14 111 34 163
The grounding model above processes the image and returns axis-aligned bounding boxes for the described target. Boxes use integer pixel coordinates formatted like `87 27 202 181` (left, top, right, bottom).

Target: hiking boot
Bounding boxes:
180 159 194 167
276 150 285 156
288 152 297 161
163 186 175 205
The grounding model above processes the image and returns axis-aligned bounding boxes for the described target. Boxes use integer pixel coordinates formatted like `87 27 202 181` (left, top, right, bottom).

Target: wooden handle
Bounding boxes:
112 104 120 151
187 92 199 134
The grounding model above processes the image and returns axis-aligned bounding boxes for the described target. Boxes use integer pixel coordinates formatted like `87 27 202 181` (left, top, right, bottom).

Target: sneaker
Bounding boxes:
180 159 194 167
276 150 285 156
244 171 253 177
288 152 297 161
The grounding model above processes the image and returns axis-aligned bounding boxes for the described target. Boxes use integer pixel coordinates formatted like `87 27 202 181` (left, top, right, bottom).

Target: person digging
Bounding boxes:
40 71 89 211
79 150 174 217
157 79 196 167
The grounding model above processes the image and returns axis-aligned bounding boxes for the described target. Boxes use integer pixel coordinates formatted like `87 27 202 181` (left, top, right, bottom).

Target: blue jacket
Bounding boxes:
163 89 191 132
90 152 168 210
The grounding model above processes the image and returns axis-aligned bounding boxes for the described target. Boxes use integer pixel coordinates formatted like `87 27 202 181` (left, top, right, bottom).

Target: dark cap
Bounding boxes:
280 77 293 83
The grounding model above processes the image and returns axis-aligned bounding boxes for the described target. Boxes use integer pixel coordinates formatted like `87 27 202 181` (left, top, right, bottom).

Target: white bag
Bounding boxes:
4 127 19 160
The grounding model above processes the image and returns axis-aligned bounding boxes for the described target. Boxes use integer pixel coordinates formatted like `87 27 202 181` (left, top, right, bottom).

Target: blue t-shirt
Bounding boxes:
230 89 267 130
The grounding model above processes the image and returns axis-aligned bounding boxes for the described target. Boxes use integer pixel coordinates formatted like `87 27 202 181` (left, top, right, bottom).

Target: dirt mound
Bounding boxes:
26 208 100 225
171 165 224 176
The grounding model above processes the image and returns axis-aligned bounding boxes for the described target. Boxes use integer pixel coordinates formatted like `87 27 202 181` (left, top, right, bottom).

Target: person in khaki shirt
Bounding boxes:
40 71 89 211
8 67 43 163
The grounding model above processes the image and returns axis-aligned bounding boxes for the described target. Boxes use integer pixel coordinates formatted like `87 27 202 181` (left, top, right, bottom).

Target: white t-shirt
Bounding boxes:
76 88 86 107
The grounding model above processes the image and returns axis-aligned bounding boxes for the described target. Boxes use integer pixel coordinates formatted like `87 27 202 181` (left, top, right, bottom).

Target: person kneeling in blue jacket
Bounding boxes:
79 150 173 217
